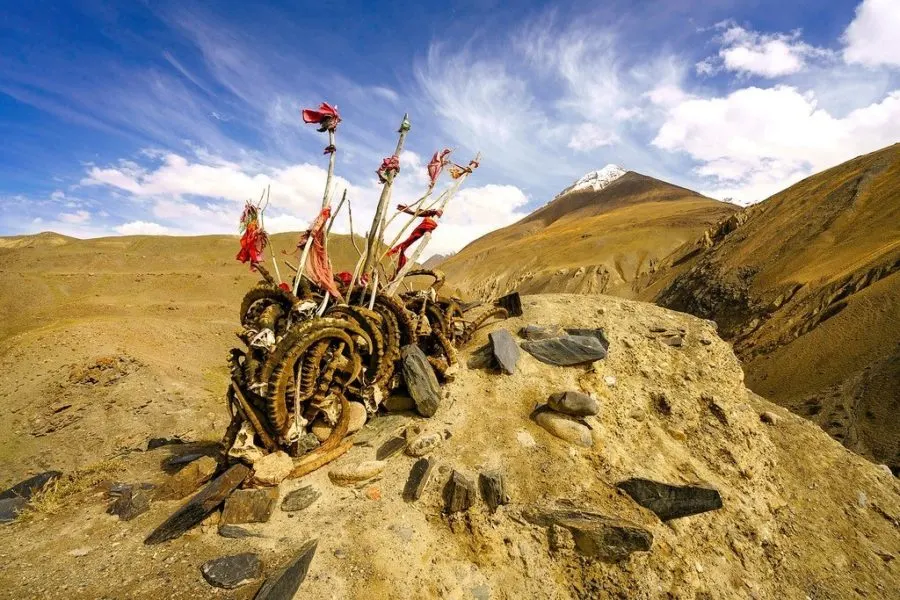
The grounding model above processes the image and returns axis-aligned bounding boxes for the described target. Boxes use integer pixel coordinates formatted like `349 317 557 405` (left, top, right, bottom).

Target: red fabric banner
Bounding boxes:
297 207 343 300
427 148 452 186
301 102 341 132
388 217 438 269
377 155 400 183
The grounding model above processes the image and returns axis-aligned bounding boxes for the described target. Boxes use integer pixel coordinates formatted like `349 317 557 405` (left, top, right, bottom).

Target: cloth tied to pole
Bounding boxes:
301 102 341 132
396 204 443 218
297 207 343 300
236 202 269 270
449 158 480 180
377 155 401 184
388 217 438 269
427 148 452 187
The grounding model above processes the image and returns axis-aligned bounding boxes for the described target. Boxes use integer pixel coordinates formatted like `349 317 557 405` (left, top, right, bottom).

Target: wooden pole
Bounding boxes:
362 113 410 279
294 129 338 296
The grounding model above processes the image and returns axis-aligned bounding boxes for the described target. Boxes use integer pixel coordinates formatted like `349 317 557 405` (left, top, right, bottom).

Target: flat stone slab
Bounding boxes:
401 344 441 417
218 524 262 539
281 486 321 513
145 463 250 545
489 330 520 375
403 457 435 502
201 553 262 589
222 488 279 524
521 329 609 366
523 502 653 562
0 497 27 523
547 391 599 416
253 538 317 599
376 436 408 461
617 478 723 521
0 471 61 501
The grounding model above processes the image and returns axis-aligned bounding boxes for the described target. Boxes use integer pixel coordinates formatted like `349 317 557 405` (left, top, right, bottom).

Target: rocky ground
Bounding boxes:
1 294 898 599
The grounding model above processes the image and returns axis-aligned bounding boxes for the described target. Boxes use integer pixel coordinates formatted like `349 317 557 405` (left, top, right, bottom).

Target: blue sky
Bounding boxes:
1 0 898 256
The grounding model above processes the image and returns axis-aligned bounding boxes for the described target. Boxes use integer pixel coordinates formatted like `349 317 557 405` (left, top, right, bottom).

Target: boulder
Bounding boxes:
489 330 520 375
616 478 723 520
547 391 599 417
154 455 218 501
250 451 293 487
534 410 592 447
221 488 279 524
201 553 261 589
253 539 317 600
281 486 321 513
401 344 441 417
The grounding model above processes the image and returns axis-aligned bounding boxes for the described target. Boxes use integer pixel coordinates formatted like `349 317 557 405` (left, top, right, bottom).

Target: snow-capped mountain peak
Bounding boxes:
556 164 626 197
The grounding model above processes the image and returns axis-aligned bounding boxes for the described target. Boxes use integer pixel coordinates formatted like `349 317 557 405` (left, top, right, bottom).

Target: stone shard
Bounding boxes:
523 503 653 562
218 524 261 539
547 391 599 417
107 485 152 521
222 488 279 524
403 457 435 502
0 471 61 501
478 470 509 513
533 410 593 447
521 329 609 366
519 324 565 340
0 497 27 523
617 478 723 521
443 470 476 513
249 451 294 487
376 436 408 461
153 455 218 501
253 538 318 600
145 463 250 545
201 553 262 589
280 486 321 513
489 330 520 375
163 453 206 469
496 291 523 317
401 344 441 417
328 461 386 486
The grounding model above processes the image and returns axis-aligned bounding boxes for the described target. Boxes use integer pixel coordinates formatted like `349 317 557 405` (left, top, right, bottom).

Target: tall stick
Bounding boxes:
362 113 411 279
294 129 338 296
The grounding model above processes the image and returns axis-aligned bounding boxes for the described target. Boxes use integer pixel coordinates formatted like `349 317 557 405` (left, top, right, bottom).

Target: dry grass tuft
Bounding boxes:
17 459 125 521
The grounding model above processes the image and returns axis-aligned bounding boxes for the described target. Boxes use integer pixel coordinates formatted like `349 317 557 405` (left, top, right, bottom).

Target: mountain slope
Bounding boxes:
640 143 900 469
440 171 738 299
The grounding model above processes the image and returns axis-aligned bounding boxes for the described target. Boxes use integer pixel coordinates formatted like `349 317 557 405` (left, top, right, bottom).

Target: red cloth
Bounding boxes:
388 217 438 269
236 202 268 270
396 204 443 218
427 148 452 186
297 207 343 300
377 155 400 183
278 282 291 292
301 102 341 132
336 271 352 286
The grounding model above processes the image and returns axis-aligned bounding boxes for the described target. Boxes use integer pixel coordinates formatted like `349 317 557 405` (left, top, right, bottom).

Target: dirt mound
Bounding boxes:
1 295 897 599
440 172 736 300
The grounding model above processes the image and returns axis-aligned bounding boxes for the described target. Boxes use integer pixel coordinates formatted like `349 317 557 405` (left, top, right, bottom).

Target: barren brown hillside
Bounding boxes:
440 172 738 299
640 143 900 470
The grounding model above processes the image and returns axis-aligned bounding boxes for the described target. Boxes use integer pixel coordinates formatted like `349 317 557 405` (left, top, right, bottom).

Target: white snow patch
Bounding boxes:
555 164 626 198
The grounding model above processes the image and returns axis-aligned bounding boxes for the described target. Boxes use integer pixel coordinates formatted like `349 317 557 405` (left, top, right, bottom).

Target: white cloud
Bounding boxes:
567 123 620 151
842 0 900 68
698 23 832 78
115 221 171 235
653 85 900 203
59 210 90 224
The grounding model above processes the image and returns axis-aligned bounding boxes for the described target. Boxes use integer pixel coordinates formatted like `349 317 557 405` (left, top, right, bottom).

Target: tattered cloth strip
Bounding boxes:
377 155 400 184
335 272 370 287
236 203 269 269
427 149 452 187
396 203 443 218
297 207 343 300
301 102 341 132
449 158 480 179
388 217 438 268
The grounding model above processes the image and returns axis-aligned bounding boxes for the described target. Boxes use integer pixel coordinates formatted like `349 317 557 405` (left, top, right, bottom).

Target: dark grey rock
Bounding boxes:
495 292 523 317
163 453 205 469
0 471 61 501
478 471 509 513
401 344 441 417
290 433 320 456
519 325 564 340
253 538 317 599
280 486 320 513
107 485 152 521
489 330 520 375
218 524 262 539
145 463 250 545
617 478 723 521
443 470 476 513
376 436 408 461
521 329 609 366
403 457 435 502
523 502 653 562
147 437 185 451
221 488 279 524
0 497 27 523
547 391 599 417
466 344 495 370
201 553 262 589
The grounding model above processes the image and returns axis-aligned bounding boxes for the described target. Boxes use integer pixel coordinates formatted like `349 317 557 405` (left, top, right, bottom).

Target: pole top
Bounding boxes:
399 113 411 133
